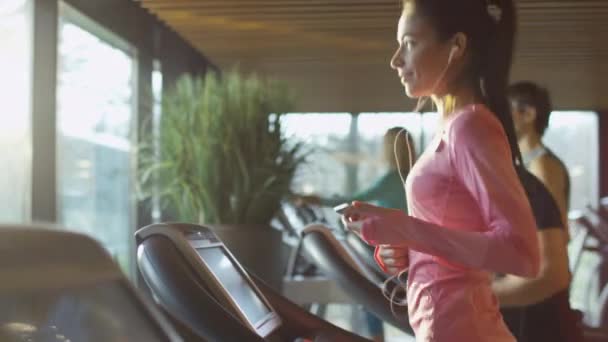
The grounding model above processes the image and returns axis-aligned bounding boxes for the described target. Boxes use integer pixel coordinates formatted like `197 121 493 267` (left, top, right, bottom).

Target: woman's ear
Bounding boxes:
449 32 468 63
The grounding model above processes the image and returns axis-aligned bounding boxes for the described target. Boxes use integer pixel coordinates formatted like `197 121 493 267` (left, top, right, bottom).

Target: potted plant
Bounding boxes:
138 70 305 289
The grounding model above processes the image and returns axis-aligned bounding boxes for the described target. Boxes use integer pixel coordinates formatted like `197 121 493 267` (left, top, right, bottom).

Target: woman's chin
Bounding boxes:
404 85 421 98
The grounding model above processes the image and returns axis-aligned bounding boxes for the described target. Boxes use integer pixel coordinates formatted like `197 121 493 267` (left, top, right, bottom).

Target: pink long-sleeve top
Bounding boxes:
367 104 540 341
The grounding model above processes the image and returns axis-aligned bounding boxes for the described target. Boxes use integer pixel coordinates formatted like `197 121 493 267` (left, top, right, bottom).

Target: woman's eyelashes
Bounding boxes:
402 38 416 51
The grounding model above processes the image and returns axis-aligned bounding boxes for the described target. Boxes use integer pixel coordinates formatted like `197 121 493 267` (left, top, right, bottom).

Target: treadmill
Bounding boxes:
298 224 414 336
277 202 410 331
136 222 369 341
0 225 185 342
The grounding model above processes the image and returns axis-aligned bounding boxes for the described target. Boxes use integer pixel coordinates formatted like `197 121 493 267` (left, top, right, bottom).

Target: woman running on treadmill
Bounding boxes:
341 0 540 340
374 166 583 341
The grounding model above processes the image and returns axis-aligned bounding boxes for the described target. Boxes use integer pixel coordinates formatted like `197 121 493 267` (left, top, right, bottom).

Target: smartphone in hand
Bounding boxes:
334 203 363 235
333 203 352 215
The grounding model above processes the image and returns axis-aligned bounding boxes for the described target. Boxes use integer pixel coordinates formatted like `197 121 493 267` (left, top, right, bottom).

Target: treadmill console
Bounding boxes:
136 223 282 338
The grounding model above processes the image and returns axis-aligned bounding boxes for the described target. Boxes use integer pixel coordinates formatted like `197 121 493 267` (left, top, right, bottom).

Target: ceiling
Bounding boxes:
136 0 608 112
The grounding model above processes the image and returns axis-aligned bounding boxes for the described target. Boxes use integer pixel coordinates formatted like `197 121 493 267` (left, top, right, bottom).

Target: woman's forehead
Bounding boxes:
398 11 433 40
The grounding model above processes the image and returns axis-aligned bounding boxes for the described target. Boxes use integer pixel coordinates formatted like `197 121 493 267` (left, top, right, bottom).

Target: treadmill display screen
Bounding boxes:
197 247 271 325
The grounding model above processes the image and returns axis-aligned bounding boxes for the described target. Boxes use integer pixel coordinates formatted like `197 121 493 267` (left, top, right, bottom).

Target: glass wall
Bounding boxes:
281 113 352 197
151 59 163 223
282 113 424 198
0 0 33 223
544 111 599 211
285 111 599 214
56 2 137 274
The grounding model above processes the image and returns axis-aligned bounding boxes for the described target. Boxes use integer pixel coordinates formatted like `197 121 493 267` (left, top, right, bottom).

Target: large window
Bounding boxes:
286 111 599 214
281 113 352 196
0 0 33 223
56 3 137 274
282 113 424 198
151 59 163 223
544 111 599 211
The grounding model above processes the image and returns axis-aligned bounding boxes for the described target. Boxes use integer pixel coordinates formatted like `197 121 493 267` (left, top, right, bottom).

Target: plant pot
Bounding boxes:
208 224 290 292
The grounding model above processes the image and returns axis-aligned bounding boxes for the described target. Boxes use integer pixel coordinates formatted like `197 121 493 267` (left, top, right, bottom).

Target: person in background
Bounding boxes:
295 126 415 342
296 126 415 213
494 166 582 341
508 81 570 238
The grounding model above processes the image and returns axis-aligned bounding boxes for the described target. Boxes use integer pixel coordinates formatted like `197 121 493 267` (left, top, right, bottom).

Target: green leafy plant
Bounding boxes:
138 70 305 225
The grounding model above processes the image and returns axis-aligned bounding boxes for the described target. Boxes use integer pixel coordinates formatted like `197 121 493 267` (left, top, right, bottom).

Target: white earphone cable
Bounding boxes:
379 49 455 310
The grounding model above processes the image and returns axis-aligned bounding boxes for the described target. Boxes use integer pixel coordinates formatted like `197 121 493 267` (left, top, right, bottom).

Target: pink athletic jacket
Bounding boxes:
363 104 540 341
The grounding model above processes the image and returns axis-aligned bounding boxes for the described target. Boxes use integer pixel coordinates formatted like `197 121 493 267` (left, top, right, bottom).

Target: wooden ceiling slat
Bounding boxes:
138 0 395 5
143 2 396 11
517 1 608 8
160 19 602 32
136 0 608 110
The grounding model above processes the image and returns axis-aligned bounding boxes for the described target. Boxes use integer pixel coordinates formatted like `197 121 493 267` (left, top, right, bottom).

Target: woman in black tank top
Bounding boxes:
508 81 571 236
497 167 582 341
522 145 571 210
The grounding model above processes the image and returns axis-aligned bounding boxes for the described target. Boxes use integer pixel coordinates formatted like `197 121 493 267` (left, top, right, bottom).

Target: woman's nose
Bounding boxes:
390 48 404 70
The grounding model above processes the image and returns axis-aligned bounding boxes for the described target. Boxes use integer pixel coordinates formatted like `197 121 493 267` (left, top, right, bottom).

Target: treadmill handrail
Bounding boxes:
302 225 368 277
301 226 413 335
344 232 389 284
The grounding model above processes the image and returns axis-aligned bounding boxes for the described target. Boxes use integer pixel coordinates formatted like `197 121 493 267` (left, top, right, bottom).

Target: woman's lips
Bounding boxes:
400 72 413 84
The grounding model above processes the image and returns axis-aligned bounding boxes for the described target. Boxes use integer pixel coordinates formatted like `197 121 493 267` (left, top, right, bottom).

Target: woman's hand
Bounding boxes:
341 201 392 220
342 201 411 246
377 245 409 275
